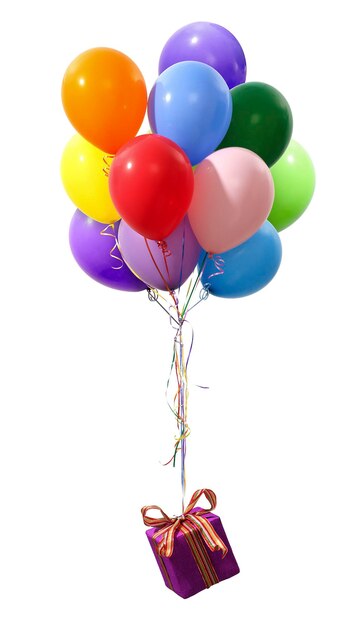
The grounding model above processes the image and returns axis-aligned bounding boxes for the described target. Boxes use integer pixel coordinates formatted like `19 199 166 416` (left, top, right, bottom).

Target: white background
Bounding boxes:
1 0 353 623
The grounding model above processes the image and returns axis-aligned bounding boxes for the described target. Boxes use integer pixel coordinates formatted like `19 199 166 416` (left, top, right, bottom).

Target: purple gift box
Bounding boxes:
146 506 240 598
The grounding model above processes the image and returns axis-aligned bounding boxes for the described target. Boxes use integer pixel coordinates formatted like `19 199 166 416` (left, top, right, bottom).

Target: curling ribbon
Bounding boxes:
141 489 228 559
207 254 225 280
102 154 114 177
157 240 171 258
100 224 124 270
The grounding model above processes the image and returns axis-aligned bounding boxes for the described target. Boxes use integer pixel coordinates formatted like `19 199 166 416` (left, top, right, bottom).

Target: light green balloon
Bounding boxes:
268 139 315 231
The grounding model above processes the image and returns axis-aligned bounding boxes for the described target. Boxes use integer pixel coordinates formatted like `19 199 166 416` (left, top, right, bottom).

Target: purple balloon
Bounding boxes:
69 210 146 292
118 217 201 291
159 22 246 89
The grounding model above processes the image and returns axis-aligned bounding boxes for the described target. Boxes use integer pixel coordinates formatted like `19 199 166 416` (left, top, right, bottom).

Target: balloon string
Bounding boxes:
177 221 186 295
164 271 206 510
162 310 192 511
179 327 186 512
181 252 208 317
185 285 210 314
144 238 173 295
144 239 185 509
100 224 124 269
145 248 209 514
169 324 191 511
184 273 195 303
147 289 180 326
144 238 180 315
165 328 190 438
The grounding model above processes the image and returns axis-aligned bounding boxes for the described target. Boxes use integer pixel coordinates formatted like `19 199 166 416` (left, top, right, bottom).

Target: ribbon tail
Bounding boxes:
186 514 228 558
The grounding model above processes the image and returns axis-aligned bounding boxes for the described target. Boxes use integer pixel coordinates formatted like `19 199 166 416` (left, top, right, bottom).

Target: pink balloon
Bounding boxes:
188 147 274 253
118 217 201 291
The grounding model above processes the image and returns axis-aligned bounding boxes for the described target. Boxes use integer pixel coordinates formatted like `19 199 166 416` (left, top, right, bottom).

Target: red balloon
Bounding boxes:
109 134 194 241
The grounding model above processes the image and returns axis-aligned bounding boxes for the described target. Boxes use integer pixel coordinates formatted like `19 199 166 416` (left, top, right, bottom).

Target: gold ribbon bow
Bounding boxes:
141 488 228 559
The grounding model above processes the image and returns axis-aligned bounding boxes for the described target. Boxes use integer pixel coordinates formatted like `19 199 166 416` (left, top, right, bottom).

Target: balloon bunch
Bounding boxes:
61 24 314 301
61 17 316 498
61 21 315 598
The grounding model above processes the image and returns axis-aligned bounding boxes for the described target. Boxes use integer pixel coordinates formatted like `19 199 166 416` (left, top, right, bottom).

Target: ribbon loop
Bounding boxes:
141 489 228 559
184 488 217 515
141 504 171 528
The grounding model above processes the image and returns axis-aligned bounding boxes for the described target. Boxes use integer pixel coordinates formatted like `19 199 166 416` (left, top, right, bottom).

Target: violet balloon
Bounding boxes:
118 217 201 291
159 21 246 89
69 210 146 291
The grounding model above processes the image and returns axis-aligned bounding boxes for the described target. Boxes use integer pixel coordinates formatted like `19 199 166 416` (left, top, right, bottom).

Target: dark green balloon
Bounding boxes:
218 82 293 167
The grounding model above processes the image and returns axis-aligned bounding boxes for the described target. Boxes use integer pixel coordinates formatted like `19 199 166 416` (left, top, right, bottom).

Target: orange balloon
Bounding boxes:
61 47 147 154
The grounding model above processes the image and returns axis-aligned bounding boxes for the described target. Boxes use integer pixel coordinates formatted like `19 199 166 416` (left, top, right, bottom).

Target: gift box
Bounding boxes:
142 489 240 599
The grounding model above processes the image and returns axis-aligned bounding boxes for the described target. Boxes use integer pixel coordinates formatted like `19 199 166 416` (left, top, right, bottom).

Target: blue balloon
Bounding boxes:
199 221 282 298
148 61 232 166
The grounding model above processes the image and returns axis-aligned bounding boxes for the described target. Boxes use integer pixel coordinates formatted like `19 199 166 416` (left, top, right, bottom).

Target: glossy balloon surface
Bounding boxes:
61 134 118 224
109 134 194 241
148 61 232 165
268 140 316 231
218 82 293 166
199 221 282 298
62 47 147 154
188 147 274 253
159 21 246 88
69 211 146 291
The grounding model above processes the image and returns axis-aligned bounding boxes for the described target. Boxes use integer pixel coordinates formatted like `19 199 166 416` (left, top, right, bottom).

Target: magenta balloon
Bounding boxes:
118 217 201 291
188 147 275 254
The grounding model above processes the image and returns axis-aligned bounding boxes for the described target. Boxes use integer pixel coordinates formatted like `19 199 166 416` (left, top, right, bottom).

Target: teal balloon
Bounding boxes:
199 221 282 298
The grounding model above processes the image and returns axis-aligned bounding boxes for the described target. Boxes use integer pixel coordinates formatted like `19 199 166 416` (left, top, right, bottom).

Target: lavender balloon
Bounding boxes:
118 217 201 291
159 21 246 89
69 210 146 292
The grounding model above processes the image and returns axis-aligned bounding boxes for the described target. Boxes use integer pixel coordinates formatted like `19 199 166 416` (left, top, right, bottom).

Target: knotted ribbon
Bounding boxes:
141 488 228 559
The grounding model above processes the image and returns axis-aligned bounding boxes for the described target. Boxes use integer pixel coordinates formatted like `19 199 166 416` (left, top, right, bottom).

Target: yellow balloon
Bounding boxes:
60 134 120 223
